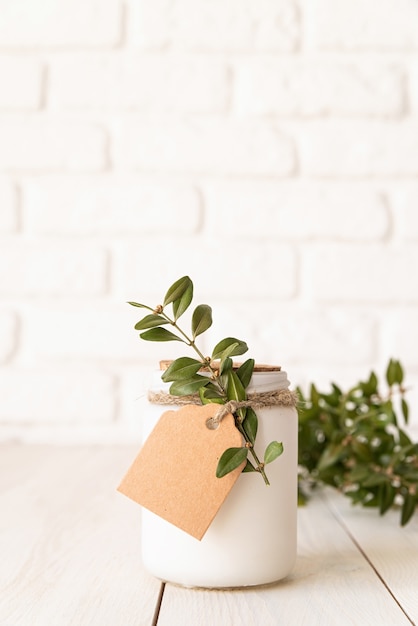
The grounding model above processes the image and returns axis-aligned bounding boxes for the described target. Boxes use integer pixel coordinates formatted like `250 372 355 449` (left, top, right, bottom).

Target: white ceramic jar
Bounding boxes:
140 367 298 588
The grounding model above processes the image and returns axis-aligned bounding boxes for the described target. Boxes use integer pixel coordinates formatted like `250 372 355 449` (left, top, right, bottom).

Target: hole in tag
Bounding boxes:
206 417 220 430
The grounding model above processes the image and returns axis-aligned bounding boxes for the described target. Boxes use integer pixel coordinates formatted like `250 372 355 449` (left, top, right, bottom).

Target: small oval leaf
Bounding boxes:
264 441 284 464
379 482 396 516
169 376 210 396
401 492 416 526
317 443 345 471
242 460 257 473
139 328 184 342
216 342 240 363
243 407 258 444
401 398 409 424
216 447 248 478
394 360 404 385
163 276 193 306
386 359 397 387
236 359 255 389
134 314 169 330
212 337 248 360
192 304 213 338
161 357 203 382
172 281 194 321
220 357 233 375
199 385 225 405
227 370 246 402
127 301 152 309
362 473 388 488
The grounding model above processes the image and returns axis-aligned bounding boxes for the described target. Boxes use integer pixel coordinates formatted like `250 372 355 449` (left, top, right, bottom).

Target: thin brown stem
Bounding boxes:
236 421 270 485
160 307 269 484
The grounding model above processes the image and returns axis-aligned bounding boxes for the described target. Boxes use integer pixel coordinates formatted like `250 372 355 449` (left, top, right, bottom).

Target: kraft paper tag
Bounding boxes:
117 404 245 540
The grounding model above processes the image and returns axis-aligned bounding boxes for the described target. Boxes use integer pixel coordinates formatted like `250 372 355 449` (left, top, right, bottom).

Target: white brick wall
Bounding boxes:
1 0 418 443
49 55 229 113
128 0 300 52
0 242 109 296
233 60 404 117
306 0 418 49
0 121 107 171
0 0 121 47
23 176 202 235
0 58 43 109
112 116 296 175
298 121 418 177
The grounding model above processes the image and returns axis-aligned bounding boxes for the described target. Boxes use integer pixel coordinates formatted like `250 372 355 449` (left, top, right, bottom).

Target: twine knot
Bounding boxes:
212 400 252 425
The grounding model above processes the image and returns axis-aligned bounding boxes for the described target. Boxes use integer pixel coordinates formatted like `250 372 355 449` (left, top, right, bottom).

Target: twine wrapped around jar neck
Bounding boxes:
147 388 298 411
149 362 298 425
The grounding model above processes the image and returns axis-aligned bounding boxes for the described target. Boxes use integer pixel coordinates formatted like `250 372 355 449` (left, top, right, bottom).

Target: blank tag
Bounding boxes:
117 404 245 540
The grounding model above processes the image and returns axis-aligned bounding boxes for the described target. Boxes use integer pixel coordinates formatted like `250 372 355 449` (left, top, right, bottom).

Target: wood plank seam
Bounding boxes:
151 582 166 626
324 496 416 626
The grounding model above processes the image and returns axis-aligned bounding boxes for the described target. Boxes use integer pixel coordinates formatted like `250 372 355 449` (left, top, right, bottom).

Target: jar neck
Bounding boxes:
247 370 290 393
149 369 291 394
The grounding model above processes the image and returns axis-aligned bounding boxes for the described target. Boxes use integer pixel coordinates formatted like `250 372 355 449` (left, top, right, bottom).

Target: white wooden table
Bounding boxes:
0 445 417 626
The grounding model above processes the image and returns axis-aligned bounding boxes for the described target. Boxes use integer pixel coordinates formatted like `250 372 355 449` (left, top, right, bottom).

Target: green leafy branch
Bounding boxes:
298 359 418 526
129 276 283 484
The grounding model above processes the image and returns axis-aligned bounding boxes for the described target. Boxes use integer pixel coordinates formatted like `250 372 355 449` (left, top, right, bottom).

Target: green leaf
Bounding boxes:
362 473 388 488
199 385 225 405
216 447 248 478
317 443 345 471
386 359 398 387
351 439 373 462
310 383 320 407
264 441 284 464
394 360 404 385
401 492 416 526
390 442 416 466
346 488 369 505
347 465 370 483
161 357 203 382
368 371 378 393
226 370 246 402
134 314 169 330
139 328 185 342
379 482 396 515
401 398 409 424
169 376 210 396
398 428 412 447
363 494 379 508
163 276 193 306
127 301 153 309
242 460 257 473
172 282 193 321
360 371 378 396
242 407 258 444
220 357 233 376
216 342 240 362
212 337 248 360
236 359 255 389
191 304 213 338
403 470 418 481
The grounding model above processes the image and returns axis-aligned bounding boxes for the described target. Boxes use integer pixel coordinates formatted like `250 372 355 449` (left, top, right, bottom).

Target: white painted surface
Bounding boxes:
1 446 417 626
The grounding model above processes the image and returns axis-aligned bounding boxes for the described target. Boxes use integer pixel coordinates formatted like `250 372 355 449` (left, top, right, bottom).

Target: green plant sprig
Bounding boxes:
129 276 283 484
298 359 418 526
